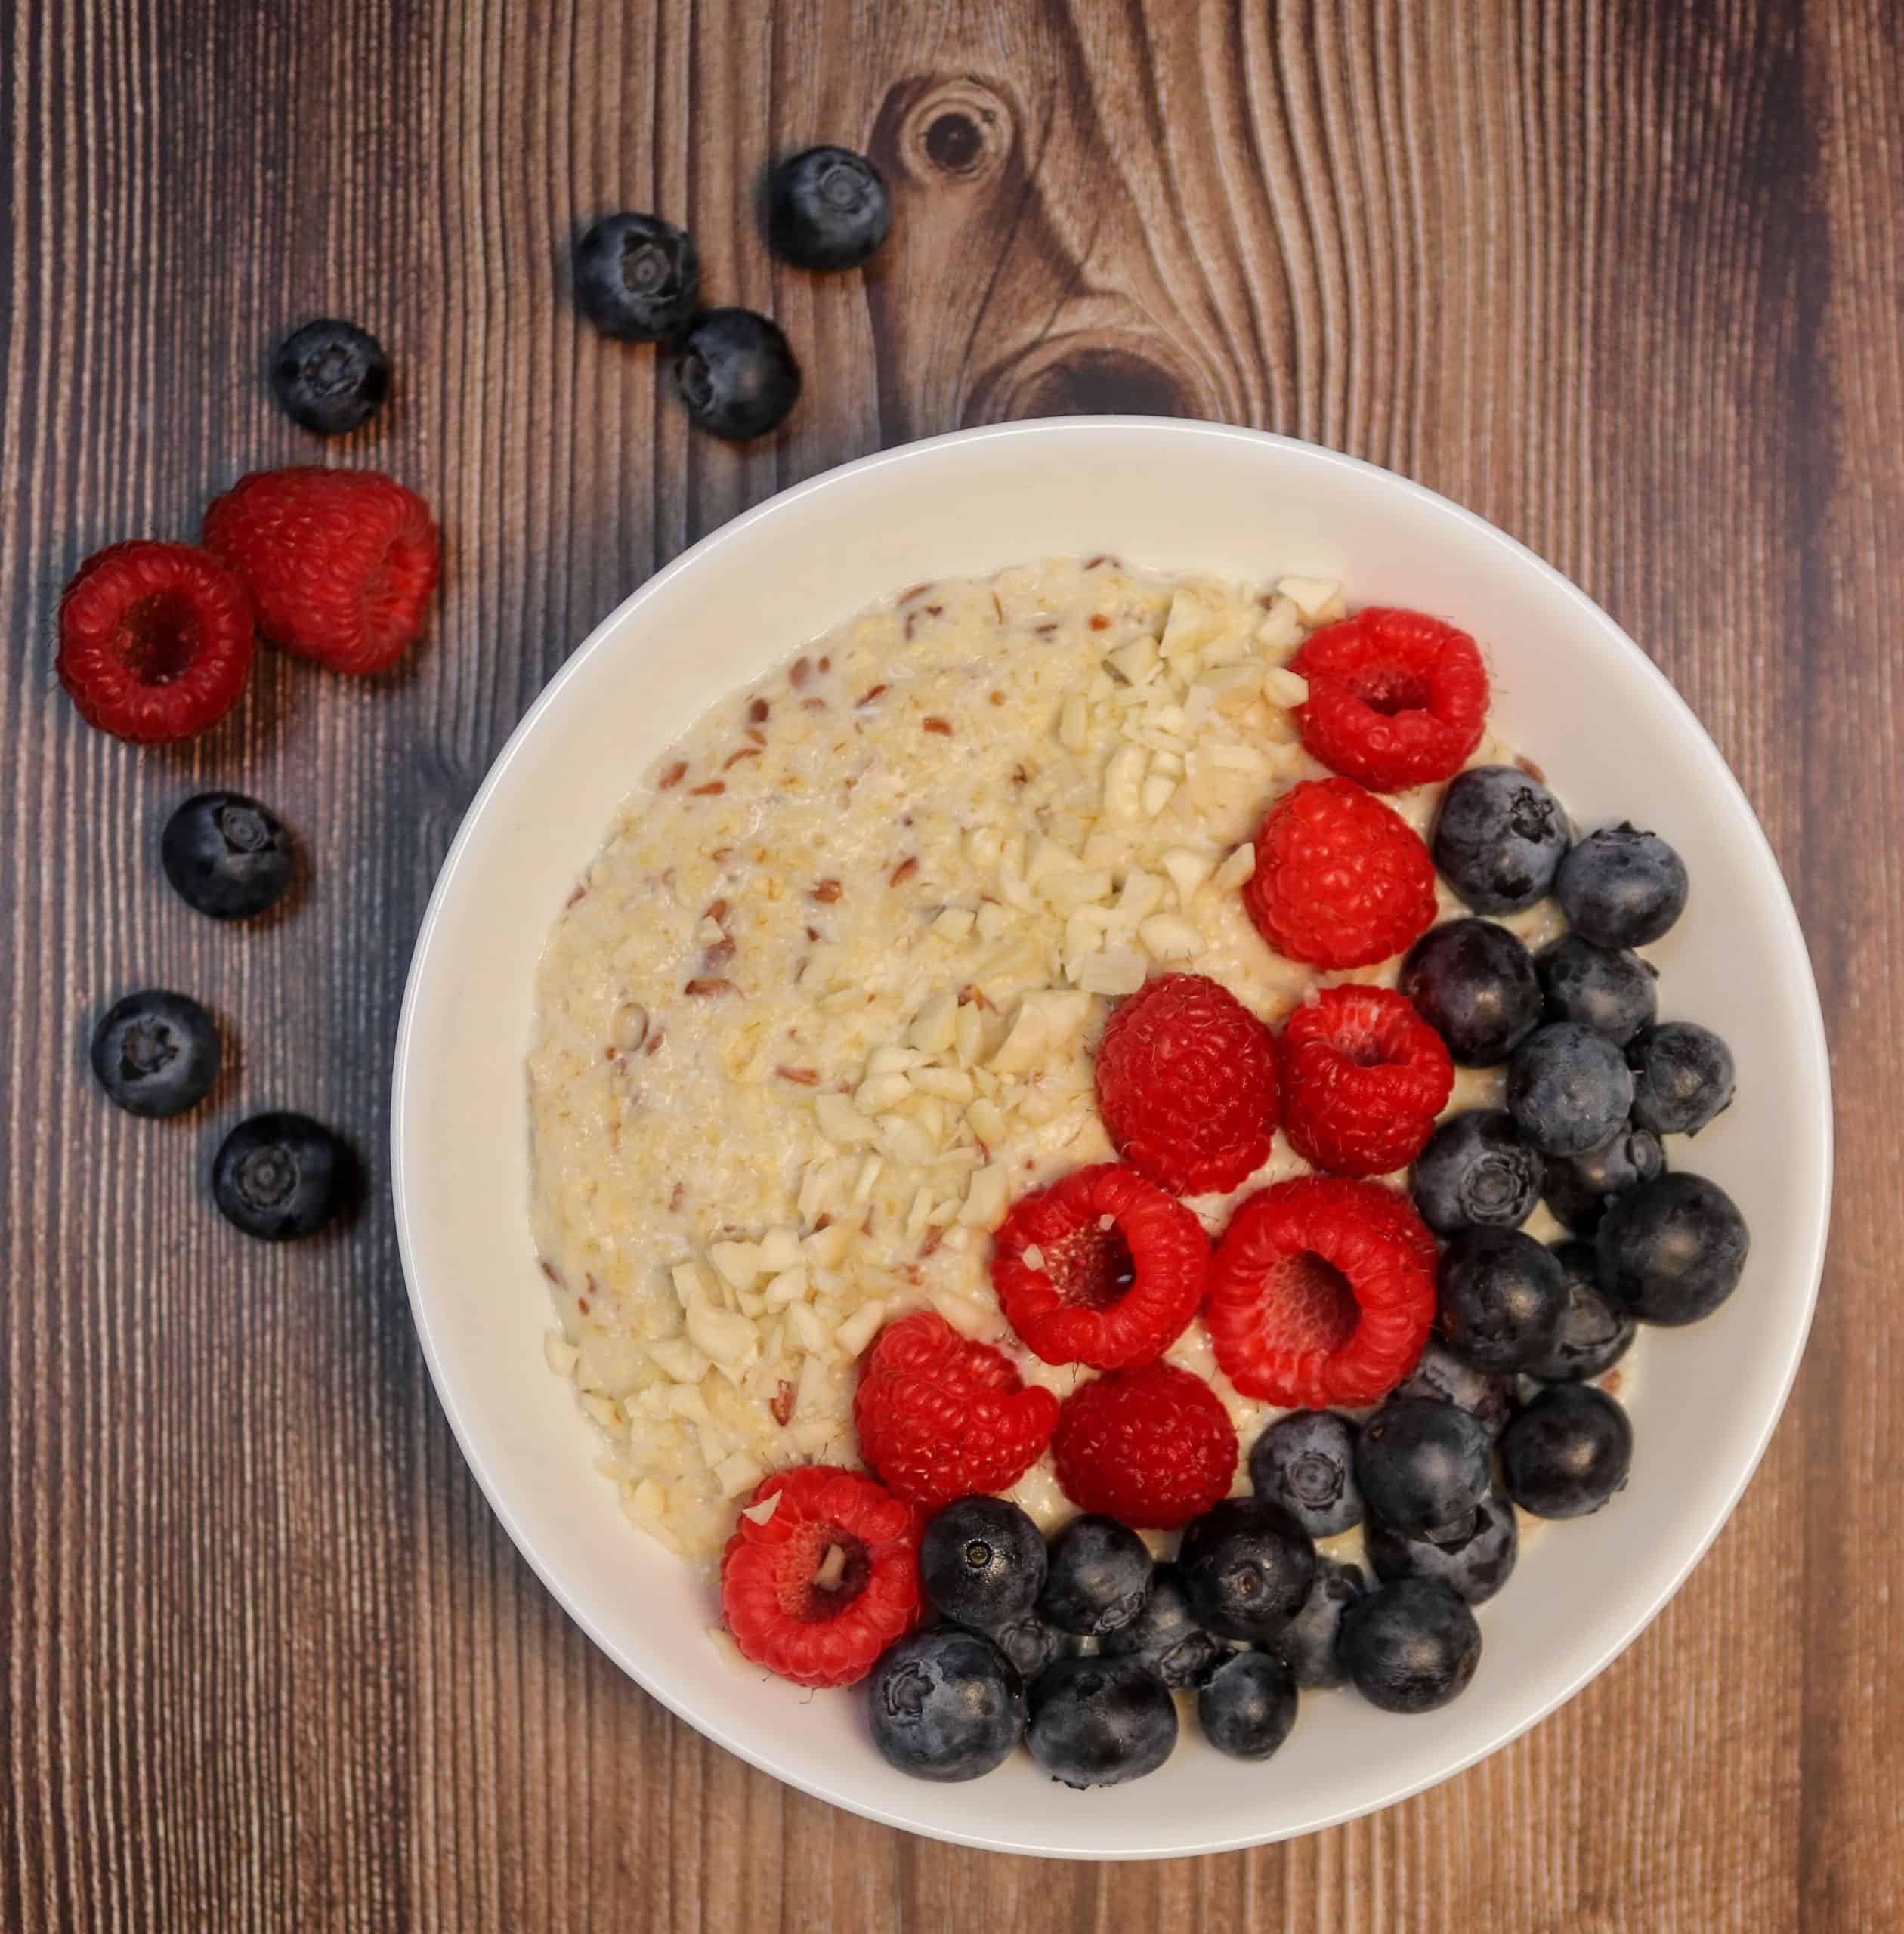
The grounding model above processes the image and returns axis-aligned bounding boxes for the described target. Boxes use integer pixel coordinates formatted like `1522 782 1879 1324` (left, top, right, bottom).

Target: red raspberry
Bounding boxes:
1291 607 1489 791
1094 972 1278 1196
1206 1177 1436 1408
1243 778 1437 970
56 541 255 744
1052 1361 1238 1529
852 1310 1059 1512
202 466 440 675
991 1164 1208 1370
1278 985 1454 1178
719 1464 922 1688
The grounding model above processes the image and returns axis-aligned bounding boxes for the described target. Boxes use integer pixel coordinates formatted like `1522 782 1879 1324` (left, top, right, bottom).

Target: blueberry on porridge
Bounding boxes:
526 556 1748 1780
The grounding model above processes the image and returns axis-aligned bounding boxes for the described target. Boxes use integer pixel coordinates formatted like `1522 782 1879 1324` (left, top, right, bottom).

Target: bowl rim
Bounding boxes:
392 416 1831 1856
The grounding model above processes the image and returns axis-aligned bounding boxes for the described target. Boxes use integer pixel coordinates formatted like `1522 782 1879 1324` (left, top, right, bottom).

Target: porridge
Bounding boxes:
526 557 1569 1562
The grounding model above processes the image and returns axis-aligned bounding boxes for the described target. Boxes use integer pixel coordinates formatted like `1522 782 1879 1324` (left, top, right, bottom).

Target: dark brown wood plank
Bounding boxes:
1 0 1894 1928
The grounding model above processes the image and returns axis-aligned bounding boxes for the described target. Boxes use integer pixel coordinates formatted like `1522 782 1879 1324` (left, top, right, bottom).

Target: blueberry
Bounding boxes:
867 1628 1026 1782
1099 1563 1226 1689
1507 1022 1635 1156
1535 935 1658 1045
1437 1226 1570 1373
1556 823 1688 947
1541 1124 1667 1236
1431 765 1570 915
979 1611 1077 1682
1366 1487 1518 1605
1177 1497 1316 1642
1354 1398 1492 1544
1525 1243 1637 1381
920 1497 1047 1627
161 791 295 920
212 1112 350 1240
1501 1383 1633 1518
573 212 700 341
1394 1339 1517 1438
1038 1514 1152 1636
90 990 220 1118
1248 1410 1363 1538
1025 1654 1177 1788
1596 1172 1749 1325
1339 1577 1482 1714
672 307 802 440
270 320 390 434
1198 1651 1299 1763
767 145 891 270
1627 1022 1736 1137
1411 1109 1544 1235
1274 1557 1367 1689
1399 918 1542 1066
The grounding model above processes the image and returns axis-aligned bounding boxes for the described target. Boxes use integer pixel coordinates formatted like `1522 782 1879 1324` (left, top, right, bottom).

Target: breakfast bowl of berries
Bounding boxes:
393 417 1830 1858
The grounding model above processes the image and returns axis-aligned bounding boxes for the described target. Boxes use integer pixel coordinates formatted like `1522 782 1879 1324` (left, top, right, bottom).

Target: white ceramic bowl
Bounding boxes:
393 419 1830 1858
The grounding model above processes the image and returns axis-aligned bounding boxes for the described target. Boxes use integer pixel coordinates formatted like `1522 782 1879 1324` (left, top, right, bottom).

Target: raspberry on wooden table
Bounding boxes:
852 1311 1059 1513
718 1465 922 1688
1278 984 1454 1178
991 1164 1209 1371
56 541 255 744
1207 1177 1437 1409
1094 972 1278 1197
1290 607 1489 791
201 465 440 675
1051 1361 1239 1530
1243 778 1438 971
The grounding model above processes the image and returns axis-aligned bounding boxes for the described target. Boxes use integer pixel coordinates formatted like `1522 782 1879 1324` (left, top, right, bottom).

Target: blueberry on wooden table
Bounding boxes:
270 320 391 434
672 308 802 441
767 145 891 270
212 1111 350 1240
573 212 700 341
162 790 295 920
90 990 220 1118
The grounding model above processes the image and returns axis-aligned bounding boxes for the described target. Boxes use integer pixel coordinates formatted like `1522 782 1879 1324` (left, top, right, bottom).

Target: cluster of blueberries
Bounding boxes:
88 794 351 1241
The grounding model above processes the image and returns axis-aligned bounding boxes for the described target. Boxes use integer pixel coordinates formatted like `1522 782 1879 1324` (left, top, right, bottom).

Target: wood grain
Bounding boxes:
2 0 1896 1926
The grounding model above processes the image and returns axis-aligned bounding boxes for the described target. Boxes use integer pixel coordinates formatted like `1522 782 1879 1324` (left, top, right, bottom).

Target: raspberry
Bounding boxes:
1052 1362 1239 1530
1207 1177 1436 1408
719 1464 922 1688
1291 607 1489 791
991 1164 1208 1370
1094 973 1278 1196
202 466 440 675
1278 985 1454 1178
1243 778 1437 970
56 542 255 744
852 1311 1059 1512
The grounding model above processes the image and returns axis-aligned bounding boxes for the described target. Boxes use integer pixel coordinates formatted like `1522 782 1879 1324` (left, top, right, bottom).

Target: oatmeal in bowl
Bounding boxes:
397 419 1828 1854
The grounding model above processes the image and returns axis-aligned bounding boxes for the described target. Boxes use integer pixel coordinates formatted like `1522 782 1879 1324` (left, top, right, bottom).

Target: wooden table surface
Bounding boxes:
4 1 1898 1927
